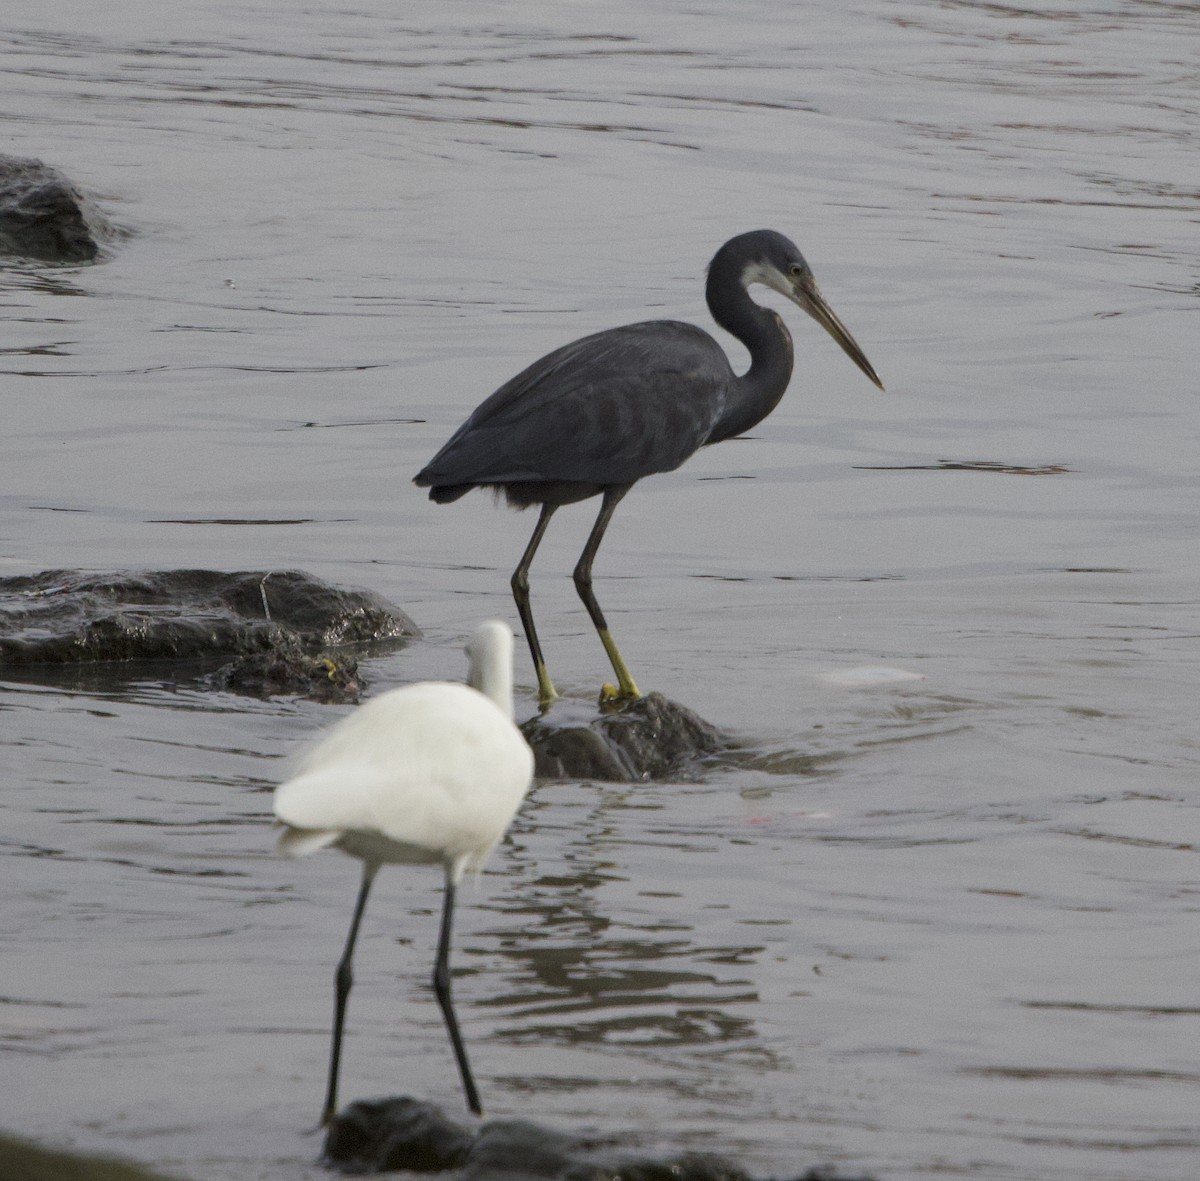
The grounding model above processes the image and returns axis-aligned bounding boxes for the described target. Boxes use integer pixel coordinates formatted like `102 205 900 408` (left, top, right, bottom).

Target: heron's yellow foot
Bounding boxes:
599 681 641 705
535 663 559 709
597 629 641 701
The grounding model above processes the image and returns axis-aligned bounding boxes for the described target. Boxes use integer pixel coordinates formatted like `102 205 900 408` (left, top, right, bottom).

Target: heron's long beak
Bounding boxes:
792 275 885 391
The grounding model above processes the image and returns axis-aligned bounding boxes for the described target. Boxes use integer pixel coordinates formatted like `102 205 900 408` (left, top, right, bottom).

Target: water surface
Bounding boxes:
2 3 1197 1179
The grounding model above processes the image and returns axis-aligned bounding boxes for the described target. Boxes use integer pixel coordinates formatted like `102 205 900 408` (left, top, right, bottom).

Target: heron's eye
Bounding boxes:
788 263 804 279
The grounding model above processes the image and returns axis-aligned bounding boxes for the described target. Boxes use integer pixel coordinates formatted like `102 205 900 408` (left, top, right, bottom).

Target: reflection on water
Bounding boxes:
487 847 762 1051
2 1 1198 1179
854 460 1071 475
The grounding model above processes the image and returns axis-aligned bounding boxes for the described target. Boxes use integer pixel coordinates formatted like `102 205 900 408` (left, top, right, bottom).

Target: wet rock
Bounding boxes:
460 1119 577 1180
521 691 728 782
208 631 363 703
0 569 418 699
0 154 115 263
323 1098 473 1173
322 1097 878 1180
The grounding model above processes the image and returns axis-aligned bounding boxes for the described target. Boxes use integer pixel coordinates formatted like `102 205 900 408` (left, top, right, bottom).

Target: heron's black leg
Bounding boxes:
511 502 558 706
573 484 641 701
322 863 378 1127
432 877 483 1116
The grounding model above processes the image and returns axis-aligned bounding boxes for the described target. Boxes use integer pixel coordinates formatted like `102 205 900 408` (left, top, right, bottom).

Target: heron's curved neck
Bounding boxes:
704 258 795 445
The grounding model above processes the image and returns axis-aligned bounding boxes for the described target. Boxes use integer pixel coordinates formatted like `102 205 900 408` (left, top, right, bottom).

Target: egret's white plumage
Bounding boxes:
273 620 534 1123
275 681 531 871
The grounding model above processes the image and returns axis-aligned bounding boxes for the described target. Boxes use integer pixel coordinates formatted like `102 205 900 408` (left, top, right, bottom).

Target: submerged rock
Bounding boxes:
521 691 728 782
323 1097 877 1180
323 1098 474 1173
208 631 364 704
0 154 115 263
0 569 418 699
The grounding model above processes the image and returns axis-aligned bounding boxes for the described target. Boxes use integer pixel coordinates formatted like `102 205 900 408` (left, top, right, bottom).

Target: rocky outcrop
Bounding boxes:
323 1096 877 1180
0 569 418 701
521 691 728 782
0 154 116 263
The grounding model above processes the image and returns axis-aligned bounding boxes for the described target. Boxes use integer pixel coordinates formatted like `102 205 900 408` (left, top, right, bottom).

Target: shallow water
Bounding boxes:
2 2 1198 1178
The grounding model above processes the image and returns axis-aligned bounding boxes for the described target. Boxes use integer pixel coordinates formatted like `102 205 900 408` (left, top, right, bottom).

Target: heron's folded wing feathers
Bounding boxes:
415 321 732 488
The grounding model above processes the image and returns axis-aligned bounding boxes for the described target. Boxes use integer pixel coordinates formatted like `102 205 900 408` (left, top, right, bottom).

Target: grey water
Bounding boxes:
1 2 1197 1178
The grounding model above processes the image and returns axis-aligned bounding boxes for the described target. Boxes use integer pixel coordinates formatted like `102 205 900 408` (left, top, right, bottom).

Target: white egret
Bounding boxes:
273 620 534 1123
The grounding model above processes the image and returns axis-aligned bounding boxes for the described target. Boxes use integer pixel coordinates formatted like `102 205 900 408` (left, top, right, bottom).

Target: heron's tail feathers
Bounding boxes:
425 482 473 504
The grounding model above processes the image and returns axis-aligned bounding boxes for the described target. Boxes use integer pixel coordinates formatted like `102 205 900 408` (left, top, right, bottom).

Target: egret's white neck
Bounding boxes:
466 622 515 720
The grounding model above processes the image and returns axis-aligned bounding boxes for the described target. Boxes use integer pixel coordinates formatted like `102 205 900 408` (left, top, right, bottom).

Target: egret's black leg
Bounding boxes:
511 502 559 706
572 483 641 701
322 863 378 1127
432 878 483 1116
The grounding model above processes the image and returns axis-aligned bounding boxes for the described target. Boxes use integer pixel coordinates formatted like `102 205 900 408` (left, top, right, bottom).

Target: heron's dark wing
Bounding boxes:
415 320 733 489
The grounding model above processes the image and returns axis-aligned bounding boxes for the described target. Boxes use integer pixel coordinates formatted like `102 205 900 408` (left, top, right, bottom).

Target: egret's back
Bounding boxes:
274 681 533 876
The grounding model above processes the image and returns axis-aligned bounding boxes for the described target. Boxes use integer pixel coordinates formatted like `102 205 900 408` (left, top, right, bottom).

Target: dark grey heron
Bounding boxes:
414 230 885 706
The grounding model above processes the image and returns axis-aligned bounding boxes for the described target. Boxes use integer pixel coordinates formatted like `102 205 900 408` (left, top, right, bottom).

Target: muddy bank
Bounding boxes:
0 1132 185 1181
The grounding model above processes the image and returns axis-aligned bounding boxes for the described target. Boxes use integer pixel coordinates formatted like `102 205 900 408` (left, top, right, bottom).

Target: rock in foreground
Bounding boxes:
0 569 418 700
521 691 728 782
323 1097 877 1181
0 154 115 263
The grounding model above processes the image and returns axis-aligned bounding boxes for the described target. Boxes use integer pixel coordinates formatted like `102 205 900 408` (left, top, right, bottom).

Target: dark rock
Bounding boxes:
0 154 115 263
0 568 418 665
0 569 418 700
322 1098 878 1180
521 691 728 782
591 1154 753 1181
460 1119 578 1180
323 1097 473 1174
209 630 363 703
